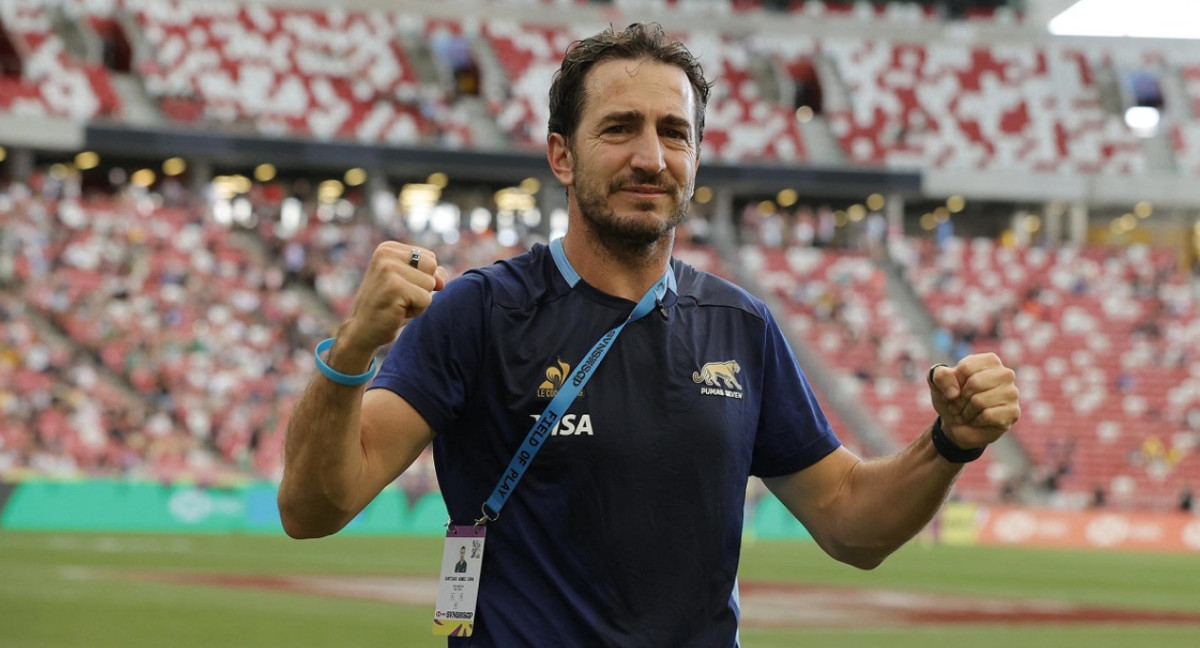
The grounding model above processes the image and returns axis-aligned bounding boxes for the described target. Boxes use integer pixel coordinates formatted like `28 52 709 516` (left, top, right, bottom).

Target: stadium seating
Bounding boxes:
252 203 530 317
4 181 326 481
0 173 544 481
5 1 1200 517
900 236 1199 509
0 0 120 120
824 41 1144 173
9 174 1198 508
477 18 581 148
9 2 1198 174
125 0 450 144
0 293 150 477
741 238 997 493
473 18 811 162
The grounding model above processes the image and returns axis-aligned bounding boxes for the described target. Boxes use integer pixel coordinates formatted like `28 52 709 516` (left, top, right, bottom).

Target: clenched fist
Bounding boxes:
331 243 449 368
927 353 1020 450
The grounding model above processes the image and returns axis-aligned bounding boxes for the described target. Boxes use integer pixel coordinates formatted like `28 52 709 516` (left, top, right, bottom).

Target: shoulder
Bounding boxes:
456 243 559 309
672 258 770 323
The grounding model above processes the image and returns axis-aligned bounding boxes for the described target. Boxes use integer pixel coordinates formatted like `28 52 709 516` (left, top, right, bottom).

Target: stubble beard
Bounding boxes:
573 168 692 260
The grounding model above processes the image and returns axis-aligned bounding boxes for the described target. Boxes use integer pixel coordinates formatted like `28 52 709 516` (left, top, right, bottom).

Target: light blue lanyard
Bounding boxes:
476 238 674 525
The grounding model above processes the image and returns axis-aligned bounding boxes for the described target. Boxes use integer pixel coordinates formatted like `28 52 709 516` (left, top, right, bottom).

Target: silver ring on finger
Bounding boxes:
409 247 421 269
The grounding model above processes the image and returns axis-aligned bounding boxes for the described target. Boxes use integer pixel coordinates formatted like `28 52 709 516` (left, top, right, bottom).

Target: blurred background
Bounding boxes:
1 0 1199 645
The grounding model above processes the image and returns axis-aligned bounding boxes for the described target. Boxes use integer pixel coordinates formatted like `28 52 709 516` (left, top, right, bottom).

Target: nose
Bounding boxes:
629 128 667 175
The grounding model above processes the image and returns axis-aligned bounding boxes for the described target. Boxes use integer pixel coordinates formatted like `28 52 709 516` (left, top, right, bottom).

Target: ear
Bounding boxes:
547 133 574 187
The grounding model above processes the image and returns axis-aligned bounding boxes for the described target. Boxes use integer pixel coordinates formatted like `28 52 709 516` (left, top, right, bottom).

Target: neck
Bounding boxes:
561 227 674 302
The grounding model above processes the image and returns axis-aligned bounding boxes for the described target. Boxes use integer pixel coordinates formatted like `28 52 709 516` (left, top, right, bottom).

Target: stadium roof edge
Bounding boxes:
0 116 84 152
924 167 1200 208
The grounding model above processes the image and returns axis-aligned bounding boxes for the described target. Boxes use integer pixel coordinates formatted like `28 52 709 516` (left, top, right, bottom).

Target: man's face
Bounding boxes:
565 58 699 247
459 546 466 559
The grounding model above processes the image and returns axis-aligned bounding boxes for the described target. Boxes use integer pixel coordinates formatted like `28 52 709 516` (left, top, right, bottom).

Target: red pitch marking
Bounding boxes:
738 581 1200 628
102 571 1200 628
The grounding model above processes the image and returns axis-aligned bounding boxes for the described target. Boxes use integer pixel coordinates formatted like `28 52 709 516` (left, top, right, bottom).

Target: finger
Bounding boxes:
368 256 437 307
950 353 1009 407
407 245 438 274
957 365 1017 408
387 257 438 292
959 382 1019 424
376 242 439 279
373 245 438 293
953 352 1003 385
396 280 435 319
968 401 1021 431
402 246 441 292
928 364 960 400
434 266 449 291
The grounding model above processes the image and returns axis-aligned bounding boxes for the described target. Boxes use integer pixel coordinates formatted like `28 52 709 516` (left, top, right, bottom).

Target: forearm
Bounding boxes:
276 243 447 538
277 341 375 538
826 425 962 567
779 354 1019 570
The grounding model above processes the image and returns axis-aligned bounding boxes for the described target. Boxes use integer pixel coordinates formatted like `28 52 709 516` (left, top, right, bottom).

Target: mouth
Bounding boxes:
616 185 670 198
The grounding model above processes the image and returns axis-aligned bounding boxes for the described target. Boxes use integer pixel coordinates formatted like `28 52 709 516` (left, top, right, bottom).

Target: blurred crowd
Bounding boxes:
0 169 532 485
1 169 1197 512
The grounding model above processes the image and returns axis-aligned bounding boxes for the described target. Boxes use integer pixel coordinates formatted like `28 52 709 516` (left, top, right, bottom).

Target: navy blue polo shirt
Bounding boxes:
371 242 840 647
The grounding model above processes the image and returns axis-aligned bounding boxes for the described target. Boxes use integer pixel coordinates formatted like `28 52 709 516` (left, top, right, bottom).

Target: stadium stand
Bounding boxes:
0 0 120 120
249 198 531 317
0 292 156 478
739 231 996 487
2 1 1197 174
825 41 1145 173
127 0 448 144
1 0 1198 515
0 170 548 481
4 178 323 480
900 236 1200 508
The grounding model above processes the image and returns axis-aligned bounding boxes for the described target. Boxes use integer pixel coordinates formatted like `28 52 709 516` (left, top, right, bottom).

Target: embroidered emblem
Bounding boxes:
537 357 582 399
693 360 744 399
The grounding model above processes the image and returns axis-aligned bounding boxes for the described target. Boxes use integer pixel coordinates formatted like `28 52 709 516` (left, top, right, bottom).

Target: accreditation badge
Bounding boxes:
432 525 486 636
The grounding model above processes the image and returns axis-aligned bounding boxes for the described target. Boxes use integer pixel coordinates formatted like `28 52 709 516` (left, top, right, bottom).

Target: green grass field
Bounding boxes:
2 531 1198 648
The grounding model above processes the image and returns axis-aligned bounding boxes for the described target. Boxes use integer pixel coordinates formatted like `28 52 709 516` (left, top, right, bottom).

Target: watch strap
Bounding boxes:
931 417 985 463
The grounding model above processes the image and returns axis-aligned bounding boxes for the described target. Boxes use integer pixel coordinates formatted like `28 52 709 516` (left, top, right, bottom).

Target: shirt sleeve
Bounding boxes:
749 307 842 478
367 272 489 435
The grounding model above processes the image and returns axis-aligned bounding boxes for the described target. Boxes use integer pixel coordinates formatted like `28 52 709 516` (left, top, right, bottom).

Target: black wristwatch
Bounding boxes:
930 417 985 463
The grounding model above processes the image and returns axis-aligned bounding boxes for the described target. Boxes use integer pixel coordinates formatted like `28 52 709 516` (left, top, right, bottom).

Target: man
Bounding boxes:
454 545 468 574
278 23 1020 646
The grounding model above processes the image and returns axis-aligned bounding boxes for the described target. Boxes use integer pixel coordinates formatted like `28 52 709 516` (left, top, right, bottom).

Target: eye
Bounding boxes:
604 124 629 134
663 128 687 139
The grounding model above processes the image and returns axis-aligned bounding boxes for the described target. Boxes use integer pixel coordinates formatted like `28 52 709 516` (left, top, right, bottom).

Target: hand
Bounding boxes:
927 353 1020 450
338 242 448 357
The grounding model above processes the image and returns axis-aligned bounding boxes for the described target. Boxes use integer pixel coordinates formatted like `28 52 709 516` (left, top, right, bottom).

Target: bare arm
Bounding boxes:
278 362 434 538
277 243 447 539
764 431 960 569
765 353 1020 569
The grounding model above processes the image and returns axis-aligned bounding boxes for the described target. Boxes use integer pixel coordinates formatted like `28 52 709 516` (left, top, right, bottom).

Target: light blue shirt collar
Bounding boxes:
549 237 677 299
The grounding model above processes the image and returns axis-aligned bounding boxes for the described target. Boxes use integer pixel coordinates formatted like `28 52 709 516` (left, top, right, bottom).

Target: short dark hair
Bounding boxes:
547 23 712 144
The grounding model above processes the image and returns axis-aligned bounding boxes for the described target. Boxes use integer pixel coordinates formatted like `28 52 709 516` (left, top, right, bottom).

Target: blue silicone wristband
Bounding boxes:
314 337 377 386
